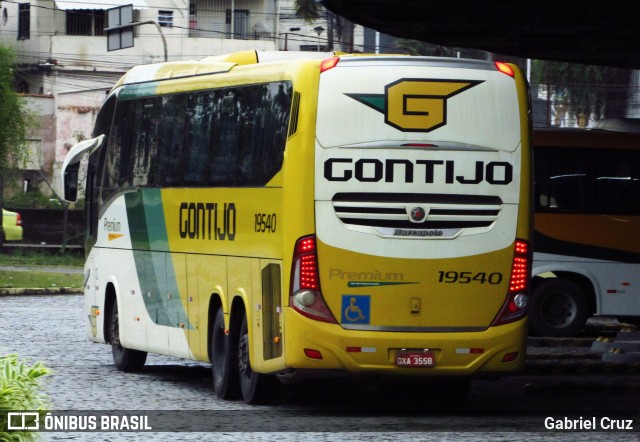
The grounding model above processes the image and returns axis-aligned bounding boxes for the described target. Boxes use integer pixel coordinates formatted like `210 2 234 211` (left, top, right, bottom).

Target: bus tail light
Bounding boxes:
492 239 531 326
495 62 515 77
320 57 339 73
15 213 22 226
290 235 337 323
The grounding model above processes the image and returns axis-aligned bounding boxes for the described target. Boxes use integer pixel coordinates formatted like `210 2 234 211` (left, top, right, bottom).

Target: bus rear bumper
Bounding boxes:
282 308 528 377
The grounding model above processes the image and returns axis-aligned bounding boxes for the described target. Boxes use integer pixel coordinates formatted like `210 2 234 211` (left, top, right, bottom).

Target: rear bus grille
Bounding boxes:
332 192 502 232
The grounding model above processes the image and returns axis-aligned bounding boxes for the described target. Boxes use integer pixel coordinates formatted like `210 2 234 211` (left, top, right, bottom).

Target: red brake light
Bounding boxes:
320 57 339 73
495 62 514 77
509 240 529 293
492 239 531 326
290 235 336 323
15 213 22 226
296 237 319 290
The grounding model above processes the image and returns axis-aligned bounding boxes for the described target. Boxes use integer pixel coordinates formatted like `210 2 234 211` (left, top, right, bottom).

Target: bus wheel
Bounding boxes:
237 315 278 404
529 279 588 337
110 299 147 372
211 307 240 399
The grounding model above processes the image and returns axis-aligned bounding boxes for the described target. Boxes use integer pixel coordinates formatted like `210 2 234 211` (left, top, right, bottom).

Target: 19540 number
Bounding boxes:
438 271 503 284
254 213 277 233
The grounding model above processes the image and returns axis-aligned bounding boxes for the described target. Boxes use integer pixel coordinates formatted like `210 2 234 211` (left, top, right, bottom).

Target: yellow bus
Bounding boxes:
62 51 532 404
531 126 640 336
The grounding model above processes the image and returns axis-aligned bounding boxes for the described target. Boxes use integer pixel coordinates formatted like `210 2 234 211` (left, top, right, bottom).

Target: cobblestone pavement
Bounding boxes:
1 294 639 441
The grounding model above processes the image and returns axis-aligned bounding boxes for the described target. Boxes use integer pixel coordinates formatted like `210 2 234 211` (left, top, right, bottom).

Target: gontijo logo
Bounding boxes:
346 79 483 132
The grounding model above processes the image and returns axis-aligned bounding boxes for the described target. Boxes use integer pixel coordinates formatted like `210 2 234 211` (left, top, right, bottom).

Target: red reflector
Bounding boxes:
320 57 339 72
346 347 360 353
502 352 519 363
304 348 323 360
495 62 514 77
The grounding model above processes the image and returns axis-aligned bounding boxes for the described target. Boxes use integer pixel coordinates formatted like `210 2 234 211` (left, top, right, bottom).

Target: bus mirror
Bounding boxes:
63 162 80 202
61 134 105 202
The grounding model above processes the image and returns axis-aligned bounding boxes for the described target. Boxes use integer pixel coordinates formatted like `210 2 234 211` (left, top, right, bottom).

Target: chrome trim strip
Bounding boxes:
341 324 488 333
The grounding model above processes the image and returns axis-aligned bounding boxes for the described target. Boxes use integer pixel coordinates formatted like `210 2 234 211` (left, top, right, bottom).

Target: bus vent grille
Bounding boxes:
288 91 301 138
332 193 503 230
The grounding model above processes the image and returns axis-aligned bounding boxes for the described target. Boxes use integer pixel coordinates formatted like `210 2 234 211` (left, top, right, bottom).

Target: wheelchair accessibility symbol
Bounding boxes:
341 295 371 325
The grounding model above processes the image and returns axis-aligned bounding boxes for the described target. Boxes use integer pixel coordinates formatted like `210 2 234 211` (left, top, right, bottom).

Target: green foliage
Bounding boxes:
294 0 321 22
0 249 84 267
4 191 63 210
0 354 50 441
394 39 453 56
530 59 632 119
0 45 31 171
0 270 83 289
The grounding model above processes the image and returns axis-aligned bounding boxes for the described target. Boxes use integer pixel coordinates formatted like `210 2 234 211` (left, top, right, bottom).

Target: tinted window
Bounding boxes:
99 81 292 201
535 147 639 215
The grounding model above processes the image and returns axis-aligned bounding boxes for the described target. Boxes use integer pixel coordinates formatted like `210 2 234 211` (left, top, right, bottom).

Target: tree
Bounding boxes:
294 0 321 21
0 45 30 172
393 39 454 57
0 44 31 246
294 0 354 52
530 60 632 127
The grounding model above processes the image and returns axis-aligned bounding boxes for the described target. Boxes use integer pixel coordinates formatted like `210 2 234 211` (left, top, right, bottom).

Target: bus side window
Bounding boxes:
102 100 136 202
209 93 239 186
594 150 639 215
159 95 188 187
183 91 214 186
541 148 589 212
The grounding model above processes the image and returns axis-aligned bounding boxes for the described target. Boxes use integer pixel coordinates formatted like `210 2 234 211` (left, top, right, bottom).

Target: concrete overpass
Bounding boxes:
321 0 640 68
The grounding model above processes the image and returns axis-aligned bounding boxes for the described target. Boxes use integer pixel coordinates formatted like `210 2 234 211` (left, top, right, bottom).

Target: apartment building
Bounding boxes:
0 0 361 197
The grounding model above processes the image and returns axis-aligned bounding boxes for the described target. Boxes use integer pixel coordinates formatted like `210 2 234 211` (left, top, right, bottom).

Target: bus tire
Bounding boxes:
110 299 147 372
237 314 278 404
529 279 589 337
211 307 240 399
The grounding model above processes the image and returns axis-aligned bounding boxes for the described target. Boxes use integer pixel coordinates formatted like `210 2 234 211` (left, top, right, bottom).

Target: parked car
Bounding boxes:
2 209 23 241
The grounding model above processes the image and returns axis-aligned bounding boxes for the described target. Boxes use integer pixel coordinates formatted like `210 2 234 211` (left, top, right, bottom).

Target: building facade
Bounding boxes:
0 0 363 199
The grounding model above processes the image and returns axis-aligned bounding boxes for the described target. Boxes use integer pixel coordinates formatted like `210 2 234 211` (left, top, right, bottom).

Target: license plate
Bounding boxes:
395 350 435 367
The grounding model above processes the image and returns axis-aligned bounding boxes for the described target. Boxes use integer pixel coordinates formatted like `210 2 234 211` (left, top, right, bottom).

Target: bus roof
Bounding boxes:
113 50 341 88
112 51 502 90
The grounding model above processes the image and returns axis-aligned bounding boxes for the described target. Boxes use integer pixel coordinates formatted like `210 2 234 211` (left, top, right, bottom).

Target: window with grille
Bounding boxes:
66 10 105 36
159 10 173 27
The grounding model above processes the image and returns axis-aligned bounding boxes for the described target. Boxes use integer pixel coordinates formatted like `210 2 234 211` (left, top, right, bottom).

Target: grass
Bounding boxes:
0 270 83 289
0 249 84 289
0 248 85 267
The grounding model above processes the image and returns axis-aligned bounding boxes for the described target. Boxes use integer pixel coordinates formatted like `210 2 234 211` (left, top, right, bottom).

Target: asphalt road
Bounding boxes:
1 293 639 441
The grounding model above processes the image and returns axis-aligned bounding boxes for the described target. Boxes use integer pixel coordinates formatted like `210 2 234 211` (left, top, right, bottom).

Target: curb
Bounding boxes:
0 287 83 296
